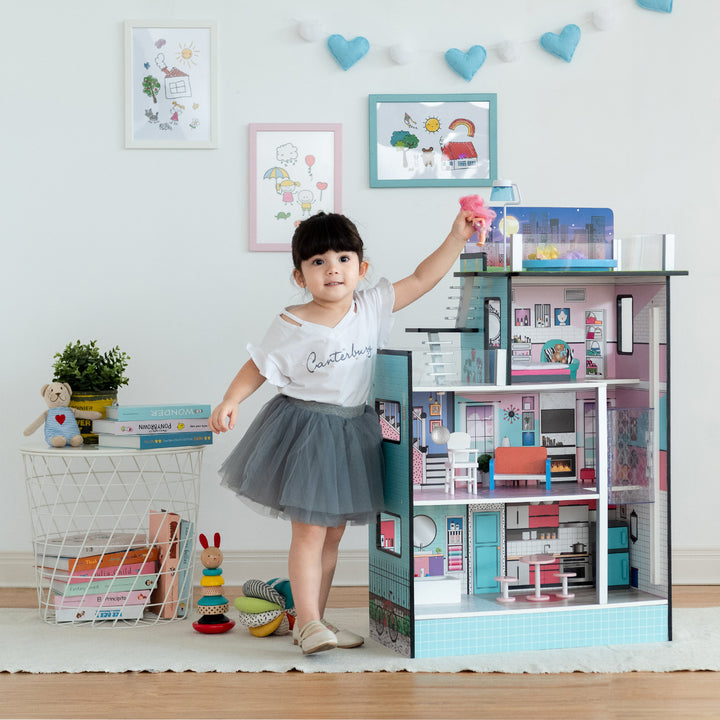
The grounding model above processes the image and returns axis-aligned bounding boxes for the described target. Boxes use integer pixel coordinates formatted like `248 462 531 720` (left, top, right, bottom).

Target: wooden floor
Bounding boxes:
1 586 719 720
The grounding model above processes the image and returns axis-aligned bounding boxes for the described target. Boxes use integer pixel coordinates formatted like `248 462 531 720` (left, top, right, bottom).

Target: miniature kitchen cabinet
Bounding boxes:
368 226 684 658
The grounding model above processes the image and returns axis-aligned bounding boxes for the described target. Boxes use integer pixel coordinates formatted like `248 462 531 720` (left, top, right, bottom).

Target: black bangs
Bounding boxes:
291 212 364 269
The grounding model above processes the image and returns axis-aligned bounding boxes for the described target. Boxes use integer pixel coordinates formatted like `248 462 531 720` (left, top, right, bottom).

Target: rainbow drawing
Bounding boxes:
448 118 475 137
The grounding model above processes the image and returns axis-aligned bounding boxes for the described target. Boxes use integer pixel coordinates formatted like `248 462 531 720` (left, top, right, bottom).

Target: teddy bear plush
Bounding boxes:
24 382 102 447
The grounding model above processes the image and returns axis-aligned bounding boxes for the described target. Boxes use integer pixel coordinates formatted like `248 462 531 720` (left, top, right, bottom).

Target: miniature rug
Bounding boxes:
2 607 719 674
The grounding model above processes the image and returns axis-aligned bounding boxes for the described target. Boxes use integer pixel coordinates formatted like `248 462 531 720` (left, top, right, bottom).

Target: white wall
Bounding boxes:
3 0 718 583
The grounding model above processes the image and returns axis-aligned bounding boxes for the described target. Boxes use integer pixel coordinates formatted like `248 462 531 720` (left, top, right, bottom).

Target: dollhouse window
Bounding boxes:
377 512 402 557
465 403 494 454
376 399 401 444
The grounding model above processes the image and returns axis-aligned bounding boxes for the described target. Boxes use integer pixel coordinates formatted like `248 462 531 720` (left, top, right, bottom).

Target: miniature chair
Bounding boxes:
495 575 518 603
554 571 576 599
580 467 596 483
444 432 480 496
541 339 579 380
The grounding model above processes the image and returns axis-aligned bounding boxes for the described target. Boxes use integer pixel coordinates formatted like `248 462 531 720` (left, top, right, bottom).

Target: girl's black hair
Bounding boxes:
291 212 364 270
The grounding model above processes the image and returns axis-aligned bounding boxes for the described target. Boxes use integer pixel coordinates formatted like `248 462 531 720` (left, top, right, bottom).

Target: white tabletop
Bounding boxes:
19 441 206 458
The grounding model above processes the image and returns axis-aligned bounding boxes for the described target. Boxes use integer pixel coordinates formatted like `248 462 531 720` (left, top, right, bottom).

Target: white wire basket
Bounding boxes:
21 444 202 627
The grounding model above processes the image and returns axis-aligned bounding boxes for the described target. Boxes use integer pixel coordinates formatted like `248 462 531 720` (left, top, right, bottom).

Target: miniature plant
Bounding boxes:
52 340 130 393
478 453 492 474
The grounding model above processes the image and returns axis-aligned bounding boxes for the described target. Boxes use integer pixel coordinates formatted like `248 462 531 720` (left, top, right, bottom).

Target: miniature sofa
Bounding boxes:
488 447 551 491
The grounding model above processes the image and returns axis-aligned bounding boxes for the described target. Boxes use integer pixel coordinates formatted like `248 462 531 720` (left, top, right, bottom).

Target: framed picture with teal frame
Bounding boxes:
369 94 497 188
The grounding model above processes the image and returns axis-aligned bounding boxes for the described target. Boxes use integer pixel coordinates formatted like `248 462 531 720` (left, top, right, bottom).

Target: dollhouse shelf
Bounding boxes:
405 328 480 333
411 378 641 393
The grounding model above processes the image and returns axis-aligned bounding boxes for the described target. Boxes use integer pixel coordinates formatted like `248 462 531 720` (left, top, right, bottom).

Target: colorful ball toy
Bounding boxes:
234 578 296 637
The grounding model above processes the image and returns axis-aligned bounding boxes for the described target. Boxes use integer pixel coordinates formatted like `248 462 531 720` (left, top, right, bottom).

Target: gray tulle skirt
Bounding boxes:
219 394 385 527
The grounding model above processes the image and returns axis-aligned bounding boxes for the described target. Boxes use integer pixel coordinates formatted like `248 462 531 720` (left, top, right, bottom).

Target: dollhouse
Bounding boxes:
368 210 685 658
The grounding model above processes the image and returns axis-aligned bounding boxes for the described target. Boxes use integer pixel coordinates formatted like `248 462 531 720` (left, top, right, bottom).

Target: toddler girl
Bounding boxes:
209 208 482 653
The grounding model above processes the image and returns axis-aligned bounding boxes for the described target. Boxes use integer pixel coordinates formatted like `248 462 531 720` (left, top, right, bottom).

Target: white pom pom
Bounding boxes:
389 44 412 65
297 20 323 42
591 9 616 31
496 40 520 63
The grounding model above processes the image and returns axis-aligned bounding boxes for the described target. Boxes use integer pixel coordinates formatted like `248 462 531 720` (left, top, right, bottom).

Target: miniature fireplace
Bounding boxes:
550 453 576 479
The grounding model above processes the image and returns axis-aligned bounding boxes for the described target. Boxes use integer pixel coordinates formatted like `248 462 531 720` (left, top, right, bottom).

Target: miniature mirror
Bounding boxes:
413 514 437 550
617 295 634 355
485 297 501 349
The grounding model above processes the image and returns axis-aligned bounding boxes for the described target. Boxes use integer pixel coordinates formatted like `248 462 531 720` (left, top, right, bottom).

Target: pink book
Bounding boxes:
54 589 151 608
47 560 157 584
147 510 181 618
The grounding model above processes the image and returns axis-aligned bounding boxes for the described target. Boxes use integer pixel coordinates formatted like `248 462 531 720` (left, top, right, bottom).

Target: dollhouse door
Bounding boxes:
472 511 501 594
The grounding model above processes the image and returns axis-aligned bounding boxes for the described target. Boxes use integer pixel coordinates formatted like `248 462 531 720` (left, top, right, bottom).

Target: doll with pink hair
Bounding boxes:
459 195 496 245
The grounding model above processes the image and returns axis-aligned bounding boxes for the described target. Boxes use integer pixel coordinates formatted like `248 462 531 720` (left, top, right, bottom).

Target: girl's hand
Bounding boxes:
208 400 238 433
451 209 481 245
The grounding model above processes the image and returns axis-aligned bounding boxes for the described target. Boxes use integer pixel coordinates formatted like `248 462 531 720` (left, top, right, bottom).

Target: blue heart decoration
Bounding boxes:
444 45 487 82
327 34 369 71
540 24 581 63
636 0 673 12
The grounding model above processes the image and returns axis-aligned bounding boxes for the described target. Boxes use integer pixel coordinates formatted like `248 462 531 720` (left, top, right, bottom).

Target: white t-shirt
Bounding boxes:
248 278 395 407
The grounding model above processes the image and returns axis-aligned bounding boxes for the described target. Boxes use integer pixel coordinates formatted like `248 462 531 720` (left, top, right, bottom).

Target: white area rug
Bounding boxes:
2 607 719 674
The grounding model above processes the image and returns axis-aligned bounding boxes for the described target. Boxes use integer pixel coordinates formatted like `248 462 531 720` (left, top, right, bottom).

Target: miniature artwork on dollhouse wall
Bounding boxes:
369 220 684 659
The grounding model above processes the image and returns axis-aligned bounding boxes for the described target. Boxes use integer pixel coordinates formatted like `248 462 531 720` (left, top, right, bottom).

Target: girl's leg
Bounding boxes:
318 524 346 618
288 521 327 629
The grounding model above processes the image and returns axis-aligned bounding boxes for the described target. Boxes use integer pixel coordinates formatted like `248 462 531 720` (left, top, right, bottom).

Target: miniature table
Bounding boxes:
519 553 556 602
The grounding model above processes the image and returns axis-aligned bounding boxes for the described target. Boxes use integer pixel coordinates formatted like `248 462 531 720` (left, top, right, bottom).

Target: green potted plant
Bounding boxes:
478 453 492 485
52 340 130 443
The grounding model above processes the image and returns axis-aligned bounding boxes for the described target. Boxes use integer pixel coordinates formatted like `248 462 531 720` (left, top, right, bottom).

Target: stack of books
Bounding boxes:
93 403 213 449
40 532 159 623
147 510 195 619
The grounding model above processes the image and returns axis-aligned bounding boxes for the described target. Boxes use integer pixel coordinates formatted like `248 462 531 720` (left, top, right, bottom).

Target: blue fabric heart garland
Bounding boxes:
444 45 487 81
327 34 370 70
636 0 673 12
540 24 581 63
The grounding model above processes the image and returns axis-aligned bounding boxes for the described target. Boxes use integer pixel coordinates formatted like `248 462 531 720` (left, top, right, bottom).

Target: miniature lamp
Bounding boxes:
489 180 521 270
490 179 521 205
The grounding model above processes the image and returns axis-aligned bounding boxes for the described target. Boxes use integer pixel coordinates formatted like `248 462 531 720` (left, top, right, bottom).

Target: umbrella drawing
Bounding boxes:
263 167 289 180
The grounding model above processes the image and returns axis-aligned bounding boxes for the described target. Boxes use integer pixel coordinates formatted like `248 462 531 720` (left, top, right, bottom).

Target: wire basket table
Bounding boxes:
21 444 203 626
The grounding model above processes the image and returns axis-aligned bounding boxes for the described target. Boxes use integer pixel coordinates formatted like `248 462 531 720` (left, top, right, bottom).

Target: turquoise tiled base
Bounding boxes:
414 604 669 658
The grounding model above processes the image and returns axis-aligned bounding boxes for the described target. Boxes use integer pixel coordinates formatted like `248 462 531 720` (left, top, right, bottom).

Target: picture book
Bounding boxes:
105 403 211 421
39 531 147 559
96 431 212 450
92 417 210 435
53 589 152 609
55 604 146 623
176 519 195 619
51 573 158 598
41 559 157 582
46 546 158 575
148 510 181 619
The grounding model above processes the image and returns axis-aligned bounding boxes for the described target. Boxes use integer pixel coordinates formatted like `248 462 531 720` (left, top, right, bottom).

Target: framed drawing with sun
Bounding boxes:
249 124 342 252
368 94 497 187
125 21 217 148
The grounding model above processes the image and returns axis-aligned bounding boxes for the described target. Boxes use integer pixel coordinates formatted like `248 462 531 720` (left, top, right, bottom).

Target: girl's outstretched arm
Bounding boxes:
208 359 266 433
392 209 479 312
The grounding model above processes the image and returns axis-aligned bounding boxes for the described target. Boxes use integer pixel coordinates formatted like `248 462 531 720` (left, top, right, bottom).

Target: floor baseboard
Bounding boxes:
3 548 717 587
0 549 370 587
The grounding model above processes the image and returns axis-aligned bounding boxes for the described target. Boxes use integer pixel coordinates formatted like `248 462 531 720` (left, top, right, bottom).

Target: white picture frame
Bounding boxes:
125 20 217 149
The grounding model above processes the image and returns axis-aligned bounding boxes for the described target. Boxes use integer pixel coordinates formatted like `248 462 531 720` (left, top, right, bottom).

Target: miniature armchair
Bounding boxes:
444 432 480 496
541 339 579 380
